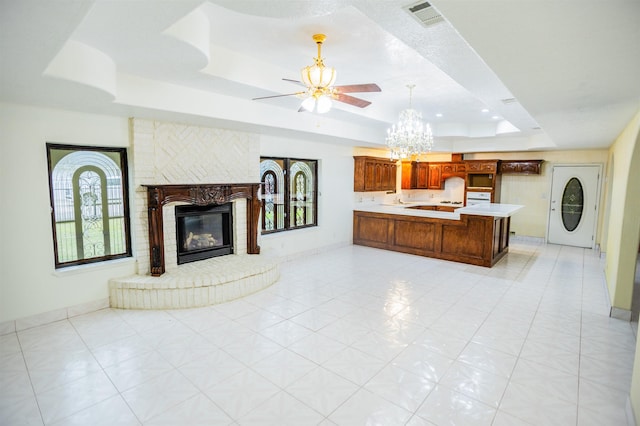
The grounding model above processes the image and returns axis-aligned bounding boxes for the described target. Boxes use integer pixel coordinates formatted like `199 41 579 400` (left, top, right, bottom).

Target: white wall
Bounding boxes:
258 135 355 260
0 104 359 323
465 150 609 241
0 103 136 323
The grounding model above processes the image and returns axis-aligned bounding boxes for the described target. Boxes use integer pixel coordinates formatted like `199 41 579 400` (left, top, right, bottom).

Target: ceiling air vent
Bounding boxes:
405 2 445 27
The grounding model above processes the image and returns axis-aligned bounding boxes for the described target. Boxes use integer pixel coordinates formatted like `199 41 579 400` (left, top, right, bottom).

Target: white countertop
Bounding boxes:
354 203 523 219
457 203 524 217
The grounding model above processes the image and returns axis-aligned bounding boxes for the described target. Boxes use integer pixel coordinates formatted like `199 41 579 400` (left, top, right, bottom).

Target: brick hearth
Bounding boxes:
108 254 278 309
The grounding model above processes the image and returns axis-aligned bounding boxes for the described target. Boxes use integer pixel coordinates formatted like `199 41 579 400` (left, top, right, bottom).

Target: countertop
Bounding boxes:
354 202 523 219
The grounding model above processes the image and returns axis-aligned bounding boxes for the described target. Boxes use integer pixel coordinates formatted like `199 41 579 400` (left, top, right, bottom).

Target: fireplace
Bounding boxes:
176 203 233 264
144 183 261 276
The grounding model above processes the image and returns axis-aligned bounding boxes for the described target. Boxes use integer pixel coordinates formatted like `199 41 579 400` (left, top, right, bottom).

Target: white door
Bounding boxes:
548 165 601 248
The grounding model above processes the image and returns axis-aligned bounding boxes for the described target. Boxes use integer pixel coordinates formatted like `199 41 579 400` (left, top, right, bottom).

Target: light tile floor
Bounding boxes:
1 241 637 425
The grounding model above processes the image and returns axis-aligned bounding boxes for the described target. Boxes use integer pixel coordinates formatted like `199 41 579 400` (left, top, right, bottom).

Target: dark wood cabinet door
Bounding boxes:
354 156 398 192
374 162 383 191
364 161 376 191
427 164 442 189
387 163 397 191
401 161 415 189
441 163 455 175
416 163 429 188
500 162 519 173
465 160 498 173
499 160 543 175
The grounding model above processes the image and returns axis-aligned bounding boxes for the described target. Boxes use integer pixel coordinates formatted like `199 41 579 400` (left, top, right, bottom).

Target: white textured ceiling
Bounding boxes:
1 0 639 152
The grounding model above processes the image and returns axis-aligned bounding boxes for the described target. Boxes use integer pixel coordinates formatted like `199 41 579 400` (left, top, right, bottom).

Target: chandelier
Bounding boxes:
300 34 336 113
386 84 434 159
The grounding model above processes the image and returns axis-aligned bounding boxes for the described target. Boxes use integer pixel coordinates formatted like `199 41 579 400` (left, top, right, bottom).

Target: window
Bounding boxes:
260 157 317 233
47 143 132 268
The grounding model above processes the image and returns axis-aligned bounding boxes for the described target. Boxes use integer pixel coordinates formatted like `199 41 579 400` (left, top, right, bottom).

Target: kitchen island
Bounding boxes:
353 203 523 267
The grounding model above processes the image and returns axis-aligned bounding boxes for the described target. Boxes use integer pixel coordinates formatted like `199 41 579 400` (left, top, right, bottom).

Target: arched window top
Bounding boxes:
290 161 314 188
52 150 122 181
260 159 285 195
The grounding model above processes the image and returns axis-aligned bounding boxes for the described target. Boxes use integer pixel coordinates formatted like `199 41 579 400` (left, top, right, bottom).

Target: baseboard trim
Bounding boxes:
611 306 632 321
0 298 110 335
627 396 637 426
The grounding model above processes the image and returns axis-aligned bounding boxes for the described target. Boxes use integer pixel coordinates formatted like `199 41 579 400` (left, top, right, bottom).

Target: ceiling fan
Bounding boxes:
252 34 381 113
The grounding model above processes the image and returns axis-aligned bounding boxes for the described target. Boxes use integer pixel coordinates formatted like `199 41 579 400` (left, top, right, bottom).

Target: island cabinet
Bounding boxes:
353 156 397 192
353 210 510 267
499 160 543 175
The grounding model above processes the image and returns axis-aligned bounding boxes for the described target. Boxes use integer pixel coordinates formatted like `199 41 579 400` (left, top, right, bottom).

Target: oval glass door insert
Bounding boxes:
561 177 584 232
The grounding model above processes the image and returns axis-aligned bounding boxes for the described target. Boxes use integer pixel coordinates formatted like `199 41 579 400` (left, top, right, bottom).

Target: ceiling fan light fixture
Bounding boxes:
316 95 332 113
301 93 332 113
300 34 337 89
253 33 380 113
301 64 337 88
301 96 316 112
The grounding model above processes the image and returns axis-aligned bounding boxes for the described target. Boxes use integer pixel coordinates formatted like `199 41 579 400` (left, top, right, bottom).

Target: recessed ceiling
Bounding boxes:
1 0 639 153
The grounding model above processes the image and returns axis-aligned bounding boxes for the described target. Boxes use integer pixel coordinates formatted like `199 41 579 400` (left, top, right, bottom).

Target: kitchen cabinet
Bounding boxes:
353 210 512 267
465 160 498 173
415 163 429 188
499 160 543 175
401 161 416 189
402 161 466 189
441 162 466 178
427 164 443 189
410 162 442 189
465 159 500 202
353 156 397 192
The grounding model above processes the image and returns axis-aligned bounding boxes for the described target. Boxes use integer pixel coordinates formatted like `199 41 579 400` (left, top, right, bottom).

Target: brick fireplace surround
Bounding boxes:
108 118 279 310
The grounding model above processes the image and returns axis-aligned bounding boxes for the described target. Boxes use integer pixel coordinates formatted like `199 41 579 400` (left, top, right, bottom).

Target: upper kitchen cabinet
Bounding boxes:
401 161 429 189
441 162 466 179
401 161 416 189
402 160 466 189
465 160 498 173
427 164 443 189
353 156 397 192
465 160 499 190
499 160 543 175
415 162 429 188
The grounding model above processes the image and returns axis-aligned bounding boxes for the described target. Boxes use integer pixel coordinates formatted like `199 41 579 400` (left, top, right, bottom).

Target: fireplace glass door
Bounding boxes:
175 203 233 264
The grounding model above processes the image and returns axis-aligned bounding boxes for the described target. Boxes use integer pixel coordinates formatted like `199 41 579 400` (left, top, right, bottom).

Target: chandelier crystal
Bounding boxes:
386 85 434 159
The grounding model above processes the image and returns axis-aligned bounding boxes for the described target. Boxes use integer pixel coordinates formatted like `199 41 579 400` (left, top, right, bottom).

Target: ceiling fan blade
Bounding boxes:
282 78 306 87
252 92 303 100
333 83 381 93
334 93 372 108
